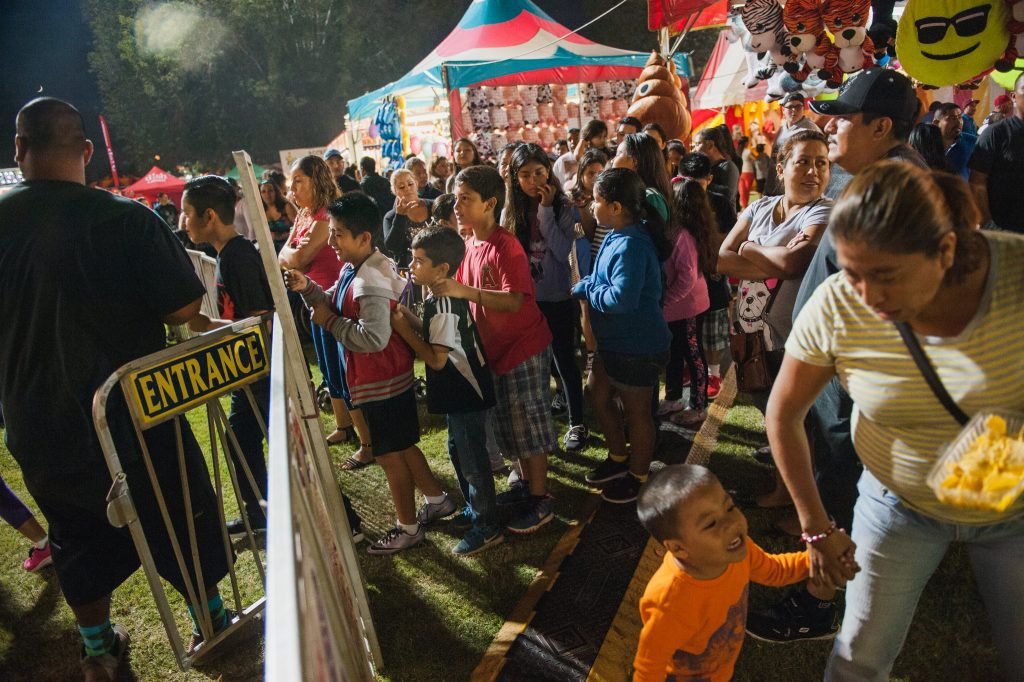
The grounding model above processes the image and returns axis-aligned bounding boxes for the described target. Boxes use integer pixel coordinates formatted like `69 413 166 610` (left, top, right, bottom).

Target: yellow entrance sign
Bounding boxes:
126 327 269 426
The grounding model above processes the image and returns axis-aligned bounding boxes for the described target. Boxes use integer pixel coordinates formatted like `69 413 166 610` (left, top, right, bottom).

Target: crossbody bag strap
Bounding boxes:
894 322 970 426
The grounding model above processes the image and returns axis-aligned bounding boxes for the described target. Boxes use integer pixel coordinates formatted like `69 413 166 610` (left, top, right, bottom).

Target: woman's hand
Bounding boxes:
396 197 420 217
808 530 860 590
430 277 470 300
283 269 308 292
537 182 556 207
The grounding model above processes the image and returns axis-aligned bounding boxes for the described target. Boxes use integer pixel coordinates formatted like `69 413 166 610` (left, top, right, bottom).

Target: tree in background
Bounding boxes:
82 0 717 171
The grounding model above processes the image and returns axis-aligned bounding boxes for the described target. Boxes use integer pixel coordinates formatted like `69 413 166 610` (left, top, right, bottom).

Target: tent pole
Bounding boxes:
442 63 455 148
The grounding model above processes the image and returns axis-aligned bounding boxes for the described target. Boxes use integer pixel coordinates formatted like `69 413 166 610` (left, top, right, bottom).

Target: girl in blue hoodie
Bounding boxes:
572 168 672 504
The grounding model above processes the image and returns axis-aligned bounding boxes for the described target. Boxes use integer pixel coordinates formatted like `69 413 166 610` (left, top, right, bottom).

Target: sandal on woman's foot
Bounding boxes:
670 408 707 428
326 426 355 446
340 455 374 471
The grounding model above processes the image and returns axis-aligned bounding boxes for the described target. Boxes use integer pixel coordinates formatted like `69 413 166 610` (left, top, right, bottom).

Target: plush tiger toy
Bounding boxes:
783 0 843 87
822 0 876 74
741 0 791 67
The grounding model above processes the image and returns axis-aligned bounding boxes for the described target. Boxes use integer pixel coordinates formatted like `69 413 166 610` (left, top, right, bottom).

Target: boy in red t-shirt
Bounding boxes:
431 166 557 534
633 465 839 681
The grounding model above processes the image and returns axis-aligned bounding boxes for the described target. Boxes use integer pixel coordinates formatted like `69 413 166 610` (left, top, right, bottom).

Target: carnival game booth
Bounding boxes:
345 0 692 168
122 165 186 208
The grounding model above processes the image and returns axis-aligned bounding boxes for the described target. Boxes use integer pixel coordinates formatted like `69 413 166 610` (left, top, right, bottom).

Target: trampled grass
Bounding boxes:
0 372 1001 681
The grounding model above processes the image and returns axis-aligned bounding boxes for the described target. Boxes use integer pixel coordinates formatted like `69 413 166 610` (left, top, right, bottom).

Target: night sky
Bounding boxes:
1 1 105 180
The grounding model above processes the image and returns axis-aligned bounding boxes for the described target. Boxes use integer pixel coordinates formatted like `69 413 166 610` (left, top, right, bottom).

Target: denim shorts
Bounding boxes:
598 349 669 391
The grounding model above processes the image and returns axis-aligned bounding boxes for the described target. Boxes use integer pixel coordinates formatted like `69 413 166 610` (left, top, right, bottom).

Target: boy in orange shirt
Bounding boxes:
633 465 839 681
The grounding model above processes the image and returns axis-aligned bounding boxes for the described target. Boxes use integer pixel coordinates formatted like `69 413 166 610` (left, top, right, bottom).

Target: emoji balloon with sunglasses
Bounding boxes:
897 0 1010 86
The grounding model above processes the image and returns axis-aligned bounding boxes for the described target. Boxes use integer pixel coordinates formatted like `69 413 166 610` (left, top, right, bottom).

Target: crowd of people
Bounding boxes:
1 63 1023 680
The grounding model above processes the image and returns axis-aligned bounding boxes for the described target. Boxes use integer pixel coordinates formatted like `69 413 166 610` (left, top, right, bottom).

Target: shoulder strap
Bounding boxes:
894 322 969 426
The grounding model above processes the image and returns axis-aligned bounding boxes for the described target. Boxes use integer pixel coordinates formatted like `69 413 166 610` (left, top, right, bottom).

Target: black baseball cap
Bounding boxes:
809 68 919 123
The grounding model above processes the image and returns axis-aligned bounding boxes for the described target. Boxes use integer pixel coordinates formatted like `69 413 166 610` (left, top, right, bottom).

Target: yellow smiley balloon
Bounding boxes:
897 0 1010 86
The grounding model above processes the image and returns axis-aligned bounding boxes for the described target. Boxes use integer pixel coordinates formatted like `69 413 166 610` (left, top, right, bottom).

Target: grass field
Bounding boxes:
0 364 1002 681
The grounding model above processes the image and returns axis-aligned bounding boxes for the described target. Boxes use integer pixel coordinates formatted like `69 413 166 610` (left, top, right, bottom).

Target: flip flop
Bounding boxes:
340 456 374 471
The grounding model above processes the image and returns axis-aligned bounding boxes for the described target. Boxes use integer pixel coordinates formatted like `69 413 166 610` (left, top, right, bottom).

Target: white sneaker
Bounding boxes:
367 525 425 555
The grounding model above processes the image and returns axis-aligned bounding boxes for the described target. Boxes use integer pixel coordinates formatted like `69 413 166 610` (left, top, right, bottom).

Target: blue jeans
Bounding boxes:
447 410 498 530
826 471 1024 681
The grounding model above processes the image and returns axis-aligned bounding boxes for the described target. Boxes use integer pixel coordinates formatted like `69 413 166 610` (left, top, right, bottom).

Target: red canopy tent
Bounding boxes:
122 166 186 207
648 0 730 32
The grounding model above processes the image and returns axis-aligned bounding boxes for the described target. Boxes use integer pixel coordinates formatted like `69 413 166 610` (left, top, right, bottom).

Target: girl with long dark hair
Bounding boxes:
505 143 588 452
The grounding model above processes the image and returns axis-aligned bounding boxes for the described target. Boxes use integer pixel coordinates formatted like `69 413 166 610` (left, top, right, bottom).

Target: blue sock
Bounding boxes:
79 620 115 657
187 594 229 633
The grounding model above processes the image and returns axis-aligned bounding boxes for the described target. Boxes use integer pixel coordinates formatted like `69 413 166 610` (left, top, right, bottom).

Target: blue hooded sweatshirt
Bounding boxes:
571 224 671 355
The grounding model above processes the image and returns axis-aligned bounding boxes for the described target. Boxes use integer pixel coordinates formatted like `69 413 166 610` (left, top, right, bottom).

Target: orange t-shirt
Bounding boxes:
633 538 810 682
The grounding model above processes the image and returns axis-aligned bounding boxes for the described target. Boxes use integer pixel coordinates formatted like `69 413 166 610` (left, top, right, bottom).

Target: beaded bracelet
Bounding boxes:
800 520 837 545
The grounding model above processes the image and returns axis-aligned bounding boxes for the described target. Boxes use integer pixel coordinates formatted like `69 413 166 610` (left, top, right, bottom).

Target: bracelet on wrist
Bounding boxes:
800 520 837 546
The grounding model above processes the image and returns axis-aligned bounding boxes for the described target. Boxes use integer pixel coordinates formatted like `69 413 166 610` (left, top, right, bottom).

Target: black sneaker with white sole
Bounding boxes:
746 590 840 643
585 457 629 485
600 473 643 503
563 424 589 452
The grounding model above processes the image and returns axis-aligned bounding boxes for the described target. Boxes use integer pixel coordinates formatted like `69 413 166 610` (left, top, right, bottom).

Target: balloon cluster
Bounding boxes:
373 96 409 170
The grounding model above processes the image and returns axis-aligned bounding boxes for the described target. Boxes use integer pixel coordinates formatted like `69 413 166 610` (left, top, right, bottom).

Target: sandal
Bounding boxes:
326 426 355 446
341 456 374 471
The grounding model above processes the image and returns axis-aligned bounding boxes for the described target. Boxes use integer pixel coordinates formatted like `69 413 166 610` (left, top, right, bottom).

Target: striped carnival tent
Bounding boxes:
346 0 691 122
690 30 767 112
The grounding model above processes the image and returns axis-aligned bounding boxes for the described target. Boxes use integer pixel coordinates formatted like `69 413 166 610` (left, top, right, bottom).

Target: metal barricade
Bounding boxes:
170 250 219 342
92 151 383 676
92 315 272 669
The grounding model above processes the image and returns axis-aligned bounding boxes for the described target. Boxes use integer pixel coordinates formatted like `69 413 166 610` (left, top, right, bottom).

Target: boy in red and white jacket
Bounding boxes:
286 192 453 555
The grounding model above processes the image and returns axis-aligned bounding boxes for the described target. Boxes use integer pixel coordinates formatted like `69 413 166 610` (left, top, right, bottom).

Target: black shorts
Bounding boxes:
598 349 669 391
360 388 420 455
29 417 232 606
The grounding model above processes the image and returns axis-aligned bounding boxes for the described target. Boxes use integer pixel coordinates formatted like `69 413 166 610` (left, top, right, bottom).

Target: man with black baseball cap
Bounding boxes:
323 148 360 193
799 68 924 517
745 68 927 645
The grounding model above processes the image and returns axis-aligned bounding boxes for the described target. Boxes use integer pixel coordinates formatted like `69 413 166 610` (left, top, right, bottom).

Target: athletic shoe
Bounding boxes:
351 526 365 544
367 525 425 555
452 526 504 557
657 399 685 417
496 479 532 506
707 374 722 399
601 473 643 504
187 609 238 657
550 392 567 416
563 424 589 452
80 624 130 682
226 517 266 540
23 543 52 572
585 457 630 486
451 509 475 531
746 593 840 643
416 493 457 525
506 495 554 534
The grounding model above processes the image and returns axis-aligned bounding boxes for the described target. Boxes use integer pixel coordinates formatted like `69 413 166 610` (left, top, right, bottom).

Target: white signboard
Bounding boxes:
278 147 332 174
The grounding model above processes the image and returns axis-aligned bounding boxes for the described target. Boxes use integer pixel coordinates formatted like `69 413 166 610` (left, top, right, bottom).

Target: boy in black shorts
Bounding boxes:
391 226 501 556
285 192 452 555
182 175 272 537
